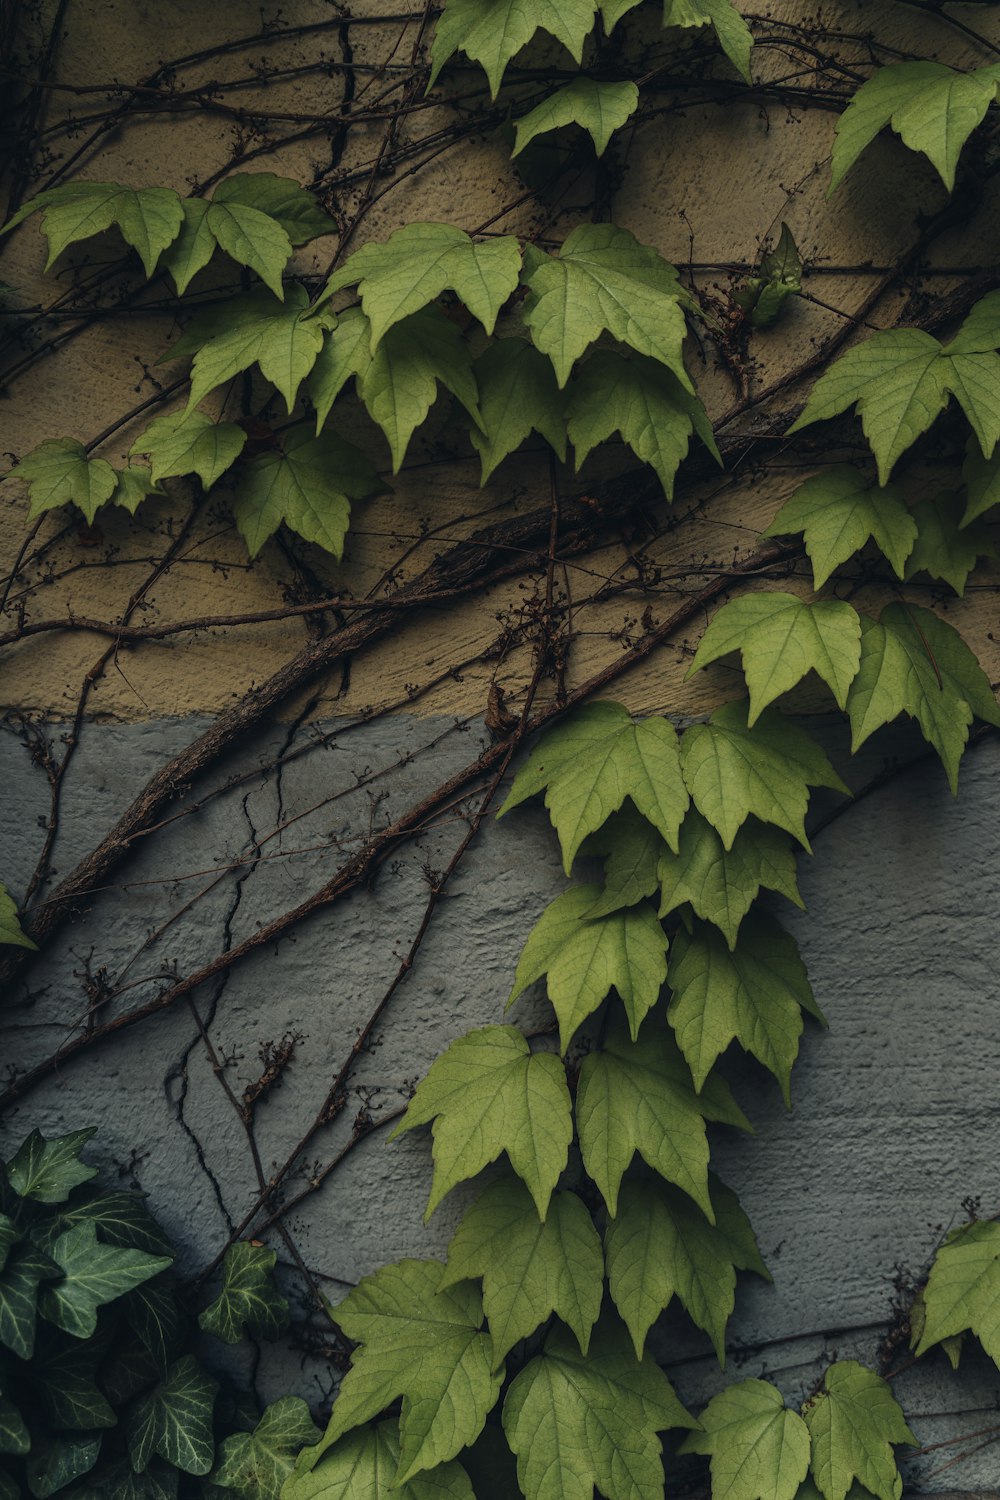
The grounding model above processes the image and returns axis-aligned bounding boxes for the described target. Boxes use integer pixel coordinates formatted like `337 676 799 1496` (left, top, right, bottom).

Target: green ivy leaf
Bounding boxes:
520 225 692 388
914 1218 1000 1366
668 913 824 1102
802 1361 916 1500
198 1242 289 1344
660 0 754 84
442 1176 603 1366
212 1396 320 1498
904 494 995 596
508 884 669 1049
287 1420 475 1500
233 423 383 560
6 1129 97 1204
429 0 598 96
575 1012 750 1217
687 592 862 723
28 1327 117 1429
45 1190 173 1257
499 700 689 873
657 810 803 949
124 1275 182 1373
39 1222 171 1340
513 79 640 157
319 1259 502 1482
0 884 36 950
127 1355 219 1477
0 1215 19 1273
502 1316 695 1500
470 338 567 481
0 1241 61 1358
167 285 324 413
2 182 183 276
762 466 917 589
846 602 1000 793
391 1025 572 1218
131 410 248 490
566 350 719 497
678 700 849 852
82 1459 179 1500
322 223 521 344
680 1378 810 1500
25 1433 102 1499
0 1397 29 1455
5 439 117 523
213 174 337 245
961 437 1000 526
830 61 1000 193
584 808 664 916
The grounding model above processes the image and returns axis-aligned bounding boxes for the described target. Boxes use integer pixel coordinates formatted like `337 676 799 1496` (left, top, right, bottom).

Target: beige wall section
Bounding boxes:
2 0 999 725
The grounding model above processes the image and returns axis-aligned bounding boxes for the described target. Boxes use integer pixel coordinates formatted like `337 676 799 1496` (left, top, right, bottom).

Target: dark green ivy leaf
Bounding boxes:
211 1396 320 1498
127 1355 218 1477
198 1243 289 1345
0 1396 29 1455
0 1241 62 1359
7 1131 97 1206
40 1224 172 1340
25 1433 102 1499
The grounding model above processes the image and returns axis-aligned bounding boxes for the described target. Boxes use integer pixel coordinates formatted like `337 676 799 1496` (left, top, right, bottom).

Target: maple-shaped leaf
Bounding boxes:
503 1316 695 1500
575 1012 750 1217
5 438 117 523
788 292 1000 482
319 1259 502 1482
567 350 720 497
471 338 567 481
321 223 521 344
309 305 482 471
287 1419 475 1500
508 884 668 1049
687 592 862 723
127 1354 219 1476
213 173 338 244
584 808 664 916
429 0 598 97
198 1242 289 1344
520 225 692 388
678 699 849 852
606 1175 767 1361
0 1240 61 1358
668 913 824 1102
0 883 36 950
657 810 803 949
913 1218 1000 1366
2 182 183 275
660 0 754 83
802 1361 916 1500
499 700 689 873
38 1222 171 1339
442 1175 603 1366
514 79 639 157
233 423 383 559
131 409 248 490
212 1396 320 1497
165 285 324 413
680 1378 810 1500
6 1128 97 1204
846 602 1000 793
762 466 917 590
961 437 1000 526
390 1025 572 1218
831 61 1000 193
904 493 995 596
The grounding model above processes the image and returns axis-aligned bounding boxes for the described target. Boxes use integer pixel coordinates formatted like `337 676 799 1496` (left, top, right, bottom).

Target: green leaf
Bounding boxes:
159 200 216 295
576 1012 750 1217
566 350 719 497
508 884 668 1049
961 436 1000 526
0 1397 29 1455
83 1459 179 1500
214 174 337 245
204 201 292 298
123 1275 182 1373
904 493 995 596
28 1328 117 1429
40 1224 171 1340
442 1176 603 1366
499 700 689 873
657 810 803 949
914 1218 1000 1366
802 1361 916 1500
429 0 598 96
45 1190 172 1257
0 885 36 950
168 285 324 413
830 61 1000 193
660 0 754 84
25 1433 102 1499
584 807 665 917
198 1242 289 1344
390 1025 572 1218
502 1317 695 1500
0 1468 18 1500
0 1214 19 1273
0 1241 61 1358
687 592 862 723
680 1378 810 1500
471 338 567 481
309 305 482 472
606 1175 767 1361
5 439 117 523
233 423 382 560
322 224 521 344
513 79 639 157
3 183 183 276
127 1355 219 1477
734 223 803 329
318 1259 502 1482
131 410 247 490
762 467 917 590
520 225 692 388
7 1129 97 1204
668 913 824 1102
212 1397 320 1498
287 1420 475 1500
108 466 161 515
846 602 1000 793
678 699 849 852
